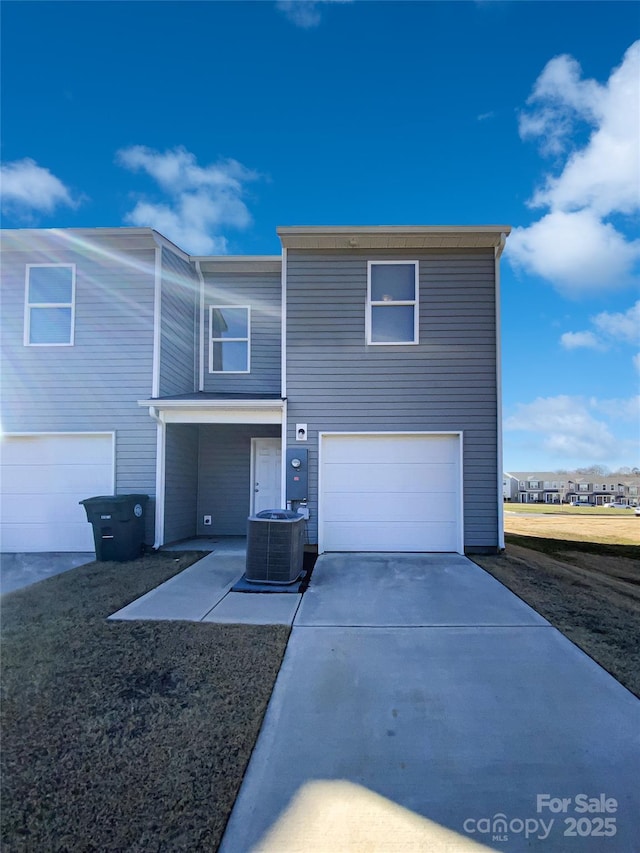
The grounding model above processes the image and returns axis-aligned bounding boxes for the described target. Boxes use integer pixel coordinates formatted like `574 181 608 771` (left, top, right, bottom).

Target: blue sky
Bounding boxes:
2 1 639 472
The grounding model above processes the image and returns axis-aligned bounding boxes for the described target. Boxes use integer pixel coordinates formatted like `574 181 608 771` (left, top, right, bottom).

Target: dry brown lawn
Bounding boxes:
472 512 640 697
504 511 640 545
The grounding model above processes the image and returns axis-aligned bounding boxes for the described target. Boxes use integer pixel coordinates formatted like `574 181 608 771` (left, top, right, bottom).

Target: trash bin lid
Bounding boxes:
80 494 148 506
254 509 302 520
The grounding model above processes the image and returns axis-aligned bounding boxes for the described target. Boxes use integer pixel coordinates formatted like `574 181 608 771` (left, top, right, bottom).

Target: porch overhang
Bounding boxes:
138 394 285 425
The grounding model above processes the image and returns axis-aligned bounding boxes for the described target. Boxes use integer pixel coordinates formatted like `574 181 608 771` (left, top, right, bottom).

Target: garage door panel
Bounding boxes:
323 462 456 494
325 522 457 552
323 491 458 523
320 433 461 553
1 493 93 524
1 522 95 553
3 435 113 466
323 434 457 465
0 435 113 552
1 463 113 495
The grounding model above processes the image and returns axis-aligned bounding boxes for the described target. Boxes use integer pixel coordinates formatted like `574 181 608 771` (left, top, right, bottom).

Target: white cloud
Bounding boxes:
509 210 640 296
560 330 603 350
276 0 351 28
590 395 640 422
592 300 640 344
504 394 638 465
477 111 495 122
508 41 640 296
0 158 79 217
116 146 260 254
559 299 639 358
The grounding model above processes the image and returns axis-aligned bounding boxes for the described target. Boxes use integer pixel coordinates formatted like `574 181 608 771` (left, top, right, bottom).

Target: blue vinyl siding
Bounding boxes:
201 270 281 395
164 424 199 543
196 424 281 536
0 230 158 542
285 249 499 550
159 247 199 396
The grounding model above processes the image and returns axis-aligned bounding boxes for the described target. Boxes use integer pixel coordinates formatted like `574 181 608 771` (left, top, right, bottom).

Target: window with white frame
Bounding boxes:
209 306 250 372
25 264 75 345
367 261 418 345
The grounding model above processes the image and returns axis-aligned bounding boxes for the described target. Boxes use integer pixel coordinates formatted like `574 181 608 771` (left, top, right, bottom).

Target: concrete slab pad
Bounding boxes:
202 591 301 625
0 552 95 595
220 625 640 852
109 553 244 622
296 553 549 627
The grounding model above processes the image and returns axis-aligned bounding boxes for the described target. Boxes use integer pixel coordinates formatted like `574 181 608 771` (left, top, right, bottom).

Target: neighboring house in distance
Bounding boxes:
503 473 518 501
508 472 640 506
1 224 510 555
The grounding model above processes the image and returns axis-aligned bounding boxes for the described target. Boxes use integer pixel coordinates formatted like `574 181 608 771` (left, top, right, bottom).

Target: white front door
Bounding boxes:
252 438 282 514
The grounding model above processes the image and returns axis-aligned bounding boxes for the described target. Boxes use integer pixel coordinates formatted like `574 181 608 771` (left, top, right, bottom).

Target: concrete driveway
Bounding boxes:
220 553 640 853
0 552 95 595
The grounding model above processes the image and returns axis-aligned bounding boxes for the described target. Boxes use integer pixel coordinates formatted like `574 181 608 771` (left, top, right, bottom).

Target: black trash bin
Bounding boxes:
80 495 148 562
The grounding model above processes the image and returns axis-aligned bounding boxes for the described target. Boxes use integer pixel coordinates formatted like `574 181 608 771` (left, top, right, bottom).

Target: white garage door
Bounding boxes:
0 434 114 552
319 433 461 553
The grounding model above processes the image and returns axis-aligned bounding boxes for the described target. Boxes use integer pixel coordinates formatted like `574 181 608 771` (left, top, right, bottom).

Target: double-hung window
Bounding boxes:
367 261 419 345
25 264 75 345
209 305 250 373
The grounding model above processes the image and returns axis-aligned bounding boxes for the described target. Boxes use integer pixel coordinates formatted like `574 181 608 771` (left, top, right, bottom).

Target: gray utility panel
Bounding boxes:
286 448 308 501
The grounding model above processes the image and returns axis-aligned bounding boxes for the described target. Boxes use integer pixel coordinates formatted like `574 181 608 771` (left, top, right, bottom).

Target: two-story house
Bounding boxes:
510 472 640 505
1 224 510 556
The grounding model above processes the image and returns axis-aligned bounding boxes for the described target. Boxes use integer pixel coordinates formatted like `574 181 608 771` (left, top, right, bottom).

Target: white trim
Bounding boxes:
250 437 257 515
366 260 419 346
24 263 76 346
195 260 205 391
139 399 284 426
138 398 284 410
281 246 287 398
317 430 464 555
281 399 287 507
152 247 162 398
495 236 505 549
159 408 282 425
208 305 251 373
148 408 166 548
150 230 191 263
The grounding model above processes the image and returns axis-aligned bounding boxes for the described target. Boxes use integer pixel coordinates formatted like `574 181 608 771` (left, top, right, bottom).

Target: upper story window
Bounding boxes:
529 480 540 489
209 305 250 373
366 261 418 345
25 264 75 345
579 483 589 491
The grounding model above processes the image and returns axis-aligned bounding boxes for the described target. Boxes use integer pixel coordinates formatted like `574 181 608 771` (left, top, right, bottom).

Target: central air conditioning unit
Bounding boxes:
245 509 305 584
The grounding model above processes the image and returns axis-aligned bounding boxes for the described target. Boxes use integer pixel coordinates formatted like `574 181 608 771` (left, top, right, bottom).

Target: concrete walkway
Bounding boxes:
220 553 640 853
109 539 302 625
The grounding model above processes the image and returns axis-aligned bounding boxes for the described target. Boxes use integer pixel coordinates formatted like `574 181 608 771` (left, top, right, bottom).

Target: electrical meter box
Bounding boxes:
286 448 308 501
